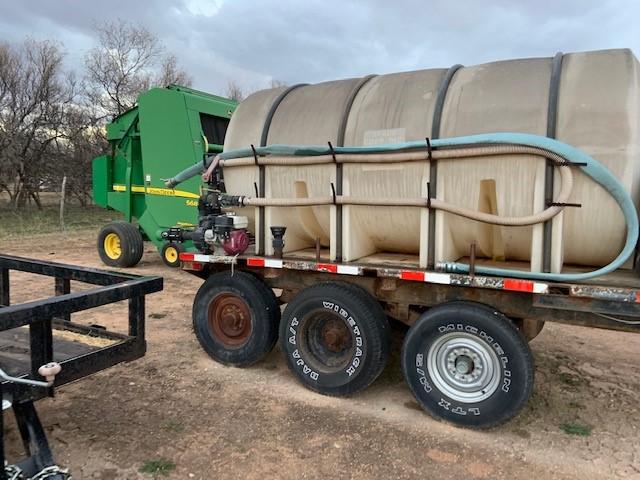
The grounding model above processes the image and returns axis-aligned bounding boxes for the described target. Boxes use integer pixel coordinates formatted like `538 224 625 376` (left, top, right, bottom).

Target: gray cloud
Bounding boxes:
0 0 638 95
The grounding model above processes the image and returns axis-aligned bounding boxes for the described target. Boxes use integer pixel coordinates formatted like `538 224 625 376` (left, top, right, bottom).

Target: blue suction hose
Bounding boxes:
172 132 639 282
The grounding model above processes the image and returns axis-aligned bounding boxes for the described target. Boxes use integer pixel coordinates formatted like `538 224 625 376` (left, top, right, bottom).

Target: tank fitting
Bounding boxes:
271 226 287 259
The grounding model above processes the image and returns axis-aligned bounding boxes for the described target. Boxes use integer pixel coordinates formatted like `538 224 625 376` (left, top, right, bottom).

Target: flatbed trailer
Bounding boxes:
0 255 162 479
179 248 640 429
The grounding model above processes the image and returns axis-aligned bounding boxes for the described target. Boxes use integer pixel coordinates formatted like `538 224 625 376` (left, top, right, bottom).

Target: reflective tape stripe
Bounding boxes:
316 263 338 273
503 279 547 294
182 261 204 271
400 271 452 285
533 282 548 294
179 253 211 263
264 258 283 268
400 270 425 281
247 257 283 268
503 279 534 293
179 254 553 298
425 272 451 285
247 257 265 267
337 265 361 275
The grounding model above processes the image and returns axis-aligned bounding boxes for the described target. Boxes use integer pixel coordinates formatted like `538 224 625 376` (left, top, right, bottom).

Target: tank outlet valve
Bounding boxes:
270 226 287 259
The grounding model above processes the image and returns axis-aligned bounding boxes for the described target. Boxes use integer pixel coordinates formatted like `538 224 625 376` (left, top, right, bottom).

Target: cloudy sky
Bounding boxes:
1 0 638 96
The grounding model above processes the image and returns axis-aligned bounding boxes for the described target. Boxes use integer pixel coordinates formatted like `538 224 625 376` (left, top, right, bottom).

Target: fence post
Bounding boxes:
59 175 67 232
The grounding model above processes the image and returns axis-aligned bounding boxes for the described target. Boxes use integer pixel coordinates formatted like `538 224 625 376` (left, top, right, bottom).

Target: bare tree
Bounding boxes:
44 104 103 207
224 78 288 103
0 39 76 209
84 20 192 119
269 79 288 89
156 54 192 87
225 80 245 102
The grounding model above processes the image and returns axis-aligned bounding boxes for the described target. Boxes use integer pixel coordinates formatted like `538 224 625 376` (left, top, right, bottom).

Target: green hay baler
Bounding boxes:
92 85 237 267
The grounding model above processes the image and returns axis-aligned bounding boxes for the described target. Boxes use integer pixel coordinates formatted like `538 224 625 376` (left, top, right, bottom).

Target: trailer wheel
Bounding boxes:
401 301 534 429
193 271 280 366
279 282 390 396
97 221 144 268
161 242 184 268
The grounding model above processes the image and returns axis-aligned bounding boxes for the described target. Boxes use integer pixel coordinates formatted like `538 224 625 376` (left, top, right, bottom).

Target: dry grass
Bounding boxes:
52 329 117 348
0 195 119 239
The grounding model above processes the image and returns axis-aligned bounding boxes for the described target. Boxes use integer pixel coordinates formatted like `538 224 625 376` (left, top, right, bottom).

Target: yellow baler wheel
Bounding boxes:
103 233 122 260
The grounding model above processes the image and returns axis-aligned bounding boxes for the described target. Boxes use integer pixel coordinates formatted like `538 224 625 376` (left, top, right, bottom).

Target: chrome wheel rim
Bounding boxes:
427 332 501 403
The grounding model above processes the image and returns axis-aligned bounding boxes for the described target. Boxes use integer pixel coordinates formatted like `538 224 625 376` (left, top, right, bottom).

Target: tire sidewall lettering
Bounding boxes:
287 300 366 383
418 320 513 416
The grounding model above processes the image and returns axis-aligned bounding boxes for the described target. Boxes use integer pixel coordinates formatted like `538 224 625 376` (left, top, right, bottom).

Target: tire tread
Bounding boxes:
280 281 390 396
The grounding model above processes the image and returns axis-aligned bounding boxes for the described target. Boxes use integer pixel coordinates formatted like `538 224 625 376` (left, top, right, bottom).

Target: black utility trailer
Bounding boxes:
0 255 162 479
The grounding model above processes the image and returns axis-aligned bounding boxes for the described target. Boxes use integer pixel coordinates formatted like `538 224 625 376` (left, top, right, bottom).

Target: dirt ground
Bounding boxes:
1 229 639 479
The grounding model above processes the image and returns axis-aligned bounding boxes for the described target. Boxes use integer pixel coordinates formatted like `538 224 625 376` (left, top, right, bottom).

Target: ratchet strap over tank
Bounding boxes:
428 64 463 269
334 74 377 262
542 52 564 273
257 83 308 255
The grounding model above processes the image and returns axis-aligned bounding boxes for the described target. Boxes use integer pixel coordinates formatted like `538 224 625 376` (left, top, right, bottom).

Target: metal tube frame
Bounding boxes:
0 254 162 476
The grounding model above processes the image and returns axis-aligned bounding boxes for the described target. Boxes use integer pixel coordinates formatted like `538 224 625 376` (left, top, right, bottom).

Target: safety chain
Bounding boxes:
30 466 71 480
4 462 23 480
4 463 71 480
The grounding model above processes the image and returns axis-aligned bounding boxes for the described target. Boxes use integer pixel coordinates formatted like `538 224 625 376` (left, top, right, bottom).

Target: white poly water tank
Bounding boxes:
223 49 640 272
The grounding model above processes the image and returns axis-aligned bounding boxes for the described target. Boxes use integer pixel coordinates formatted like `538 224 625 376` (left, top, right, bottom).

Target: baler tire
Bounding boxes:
161 242 184 268
193 271 280 367
401 301 534 429
279 282 390 397
97 221 144 268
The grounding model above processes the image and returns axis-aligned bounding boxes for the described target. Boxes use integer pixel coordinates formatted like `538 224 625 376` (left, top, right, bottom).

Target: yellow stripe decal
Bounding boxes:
111 184 199 199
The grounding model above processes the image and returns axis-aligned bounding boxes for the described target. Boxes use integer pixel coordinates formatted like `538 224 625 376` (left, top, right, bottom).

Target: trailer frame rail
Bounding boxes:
180 252 640 333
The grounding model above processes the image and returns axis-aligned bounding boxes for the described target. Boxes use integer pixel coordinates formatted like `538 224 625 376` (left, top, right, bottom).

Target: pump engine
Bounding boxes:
162 190 250 256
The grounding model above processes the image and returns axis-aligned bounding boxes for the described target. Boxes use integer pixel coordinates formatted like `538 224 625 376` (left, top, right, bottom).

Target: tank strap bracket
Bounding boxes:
328 141 337 163
251 144 259 165
551 160 587 167
547 201 582 208
425 137 433 162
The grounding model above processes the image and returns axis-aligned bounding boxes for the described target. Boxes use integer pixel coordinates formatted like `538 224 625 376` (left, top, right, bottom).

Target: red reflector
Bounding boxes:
247 258 265 267
179 253 195 261
636 291 640 303
503 279 534 292
182 261 203 271
400 270 425 281
316 263 338 273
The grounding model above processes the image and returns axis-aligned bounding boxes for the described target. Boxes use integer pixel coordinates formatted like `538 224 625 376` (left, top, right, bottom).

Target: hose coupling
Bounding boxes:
435 261 466 273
